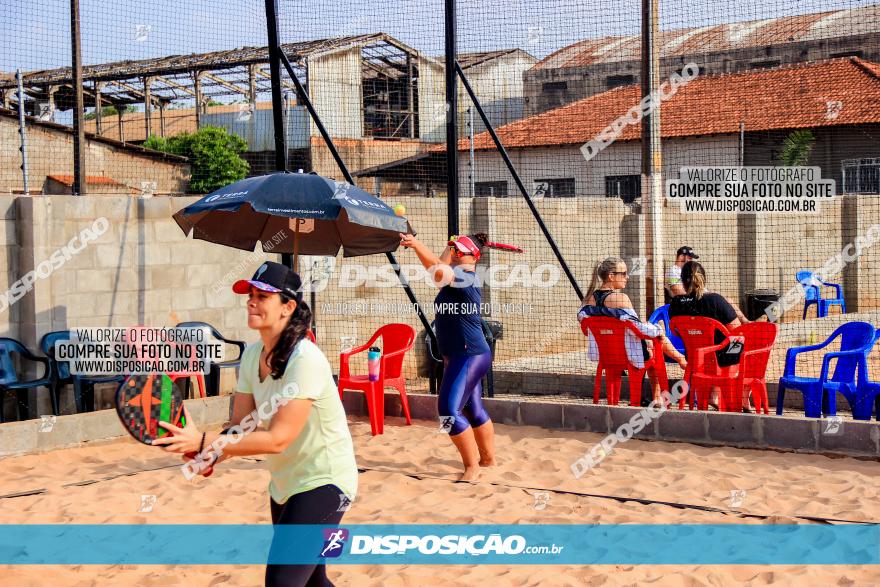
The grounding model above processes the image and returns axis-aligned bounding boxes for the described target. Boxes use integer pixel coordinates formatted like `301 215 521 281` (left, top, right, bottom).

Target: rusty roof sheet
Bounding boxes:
533 5 880 70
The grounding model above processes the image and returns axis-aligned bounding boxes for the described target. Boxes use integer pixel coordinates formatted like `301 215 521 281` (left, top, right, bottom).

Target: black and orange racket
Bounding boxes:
115 373 213 476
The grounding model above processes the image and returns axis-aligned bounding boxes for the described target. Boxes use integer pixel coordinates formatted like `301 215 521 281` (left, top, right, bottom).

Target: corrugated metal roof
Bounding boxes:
533 5 880 70
0 33 424 89
436 49 537 69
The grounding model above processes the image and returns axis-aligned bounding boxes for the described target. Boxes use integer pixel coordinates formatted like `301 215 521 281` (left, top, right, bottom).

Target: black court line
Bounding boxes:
2 460 876 526
357 466 879 526
0 458 266 500
0 462 187 499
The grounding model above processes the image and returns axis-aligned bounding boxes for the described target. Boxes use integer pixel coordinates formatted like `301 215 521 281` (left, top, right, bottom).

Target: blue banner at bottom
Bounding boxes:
0 524 878 565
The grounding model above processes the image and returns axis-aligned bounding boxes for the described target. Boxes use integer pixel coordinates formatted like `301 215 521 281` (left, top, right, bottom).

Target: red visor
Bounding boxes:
448 236 481 261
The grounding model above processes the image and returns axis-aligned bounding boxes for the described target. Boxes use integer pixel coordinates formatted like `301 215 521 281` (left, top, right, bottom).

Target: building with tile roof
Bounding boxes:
524 5 880 116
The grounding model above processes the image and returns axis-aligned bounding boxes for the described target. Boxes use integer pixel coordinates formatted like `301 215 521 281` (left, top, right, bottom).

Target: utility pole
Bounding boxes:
16 70 29 195
444 0 459 236
264 0 287 174
264 0 293 271
641 0 663 312
468 106 475 197
70 0 86 195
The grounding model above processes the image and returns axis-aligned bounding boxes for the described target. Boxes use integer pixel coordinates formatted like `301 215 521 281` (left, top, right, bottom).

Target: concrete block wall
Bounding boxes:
2 192 879 421
5 195 270 417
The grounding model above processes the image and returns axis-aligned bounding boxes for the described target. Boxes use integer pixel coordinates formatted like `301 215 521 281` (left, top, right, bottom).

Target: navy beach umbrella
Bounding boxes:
172 171 412 265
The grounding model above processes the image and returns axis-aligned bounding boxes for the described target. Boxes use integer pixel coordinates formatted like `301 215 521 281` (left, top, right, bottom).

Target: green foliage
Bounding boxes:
84 104 136 120
144 126 250 193
778 130 815 166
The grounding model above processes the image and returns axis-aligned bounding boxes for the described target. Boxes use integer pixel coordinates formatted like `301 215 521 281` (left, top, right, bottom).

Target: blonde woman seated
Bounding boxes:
578 257 687 406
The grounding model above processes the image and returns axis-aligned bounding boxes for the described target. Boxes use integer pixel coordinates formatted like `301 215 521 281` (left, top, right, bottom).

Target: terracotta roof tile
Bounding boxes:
458 57 880 151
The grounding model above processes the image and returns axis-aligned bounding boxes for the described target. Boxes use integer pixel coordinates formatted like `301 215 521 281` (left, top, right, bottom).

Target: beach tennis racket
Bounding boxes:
484 240 525 253
115 373 213 476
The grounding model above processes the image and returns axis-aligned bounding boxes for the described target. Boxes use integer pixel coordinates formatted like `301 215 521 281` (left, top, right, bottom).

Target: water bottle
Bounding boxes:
368 346 381 382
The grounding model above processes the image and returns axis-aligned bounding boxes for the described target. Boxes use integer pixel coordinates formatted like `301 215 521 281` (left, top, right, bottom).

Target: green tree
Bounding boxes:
84 104 136 120
144 126 249 193
778 130 815 166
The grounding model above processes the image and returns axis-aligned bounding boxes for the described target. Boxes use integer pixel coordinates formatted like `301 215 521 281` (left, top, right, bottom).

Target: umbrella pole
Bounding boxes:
293 220 300 273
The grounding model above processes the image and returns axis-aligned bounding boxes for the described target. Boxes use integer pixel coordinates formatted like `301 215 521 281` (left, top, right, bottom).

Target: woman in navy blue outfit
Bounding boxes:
400 232 495 481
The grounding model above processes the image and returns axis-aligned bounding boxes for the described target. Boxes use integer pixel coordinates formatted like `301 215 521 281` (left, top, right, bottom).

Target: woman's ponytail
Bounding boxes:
267 296 312 379
681 261 707 300
584 262 602 304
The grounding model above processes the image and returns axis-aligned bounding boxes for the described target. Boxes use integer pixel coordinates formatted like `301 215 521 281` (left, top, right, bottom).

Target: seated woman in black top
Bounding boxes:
669 261 752 410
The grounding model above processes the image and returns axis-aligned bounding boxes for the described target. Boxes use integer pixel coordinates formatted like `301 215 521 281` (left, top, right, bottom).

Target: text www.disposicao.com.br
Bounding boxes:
683 199 818 213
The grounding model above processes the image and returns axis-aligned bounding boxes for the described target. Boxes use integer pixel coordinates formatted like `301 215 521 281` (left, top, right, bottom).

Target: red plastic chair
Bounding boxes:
338 323 415 435
580 316 669 406
733 322 778 414
671 316 740 411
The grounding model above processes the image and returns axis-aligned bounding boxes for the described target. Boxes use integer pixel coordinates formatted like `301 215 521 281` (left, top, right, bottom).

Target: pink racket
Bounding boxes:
484 241 525 253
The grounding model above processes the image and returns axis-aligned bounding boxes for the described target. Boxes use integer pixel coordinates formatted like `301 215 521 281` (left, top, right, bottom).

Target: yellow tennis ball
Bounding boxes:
393 204 406 216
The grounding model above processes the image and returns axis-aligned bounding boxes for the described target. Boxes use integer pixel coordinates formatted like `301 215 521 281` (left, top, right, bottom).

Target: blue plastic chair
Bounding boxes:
852 328 880 421
796 270 846 319
0 338 53 423
40 331 125 414
776 321 876 418
176 321 245 397
648 304 686 363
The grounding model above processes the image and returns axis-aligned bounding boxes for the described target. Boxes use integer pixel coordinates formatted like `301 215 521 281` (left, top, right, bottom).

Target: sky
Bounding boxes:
1 0 871 74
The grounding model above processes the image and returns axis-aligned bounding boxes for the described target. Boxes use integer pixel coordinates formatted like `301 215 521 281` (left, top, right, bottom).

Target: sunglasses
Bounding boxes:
609 271 629 277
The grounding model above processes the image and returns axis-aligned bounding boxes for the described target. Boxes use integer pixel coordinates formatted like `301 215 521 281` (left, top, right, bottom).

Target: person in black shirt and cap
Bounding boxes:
665 248 751 323
665 246 699 303
669 260 757 411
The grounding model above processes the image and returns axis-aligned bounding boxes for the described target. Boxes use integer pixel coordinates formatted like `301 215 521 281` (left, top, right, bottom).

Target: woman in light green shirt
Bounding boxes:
156 261 357 586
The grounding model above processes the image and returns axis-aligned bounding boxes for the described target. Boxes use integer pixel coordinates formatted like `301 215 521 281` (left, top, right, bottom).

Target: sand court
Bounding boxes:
2 415 879 585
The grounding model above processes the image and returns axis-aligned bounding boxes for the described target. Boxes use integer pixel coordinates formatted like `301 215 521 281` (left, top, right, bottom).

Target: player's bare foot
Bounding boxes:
479 457 496 467
458 466 481 481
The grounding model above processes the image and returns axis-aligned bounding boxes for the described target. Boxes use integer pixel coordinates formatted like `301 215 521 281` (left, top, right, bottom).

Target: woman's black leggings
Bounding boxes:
266 484 347 587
